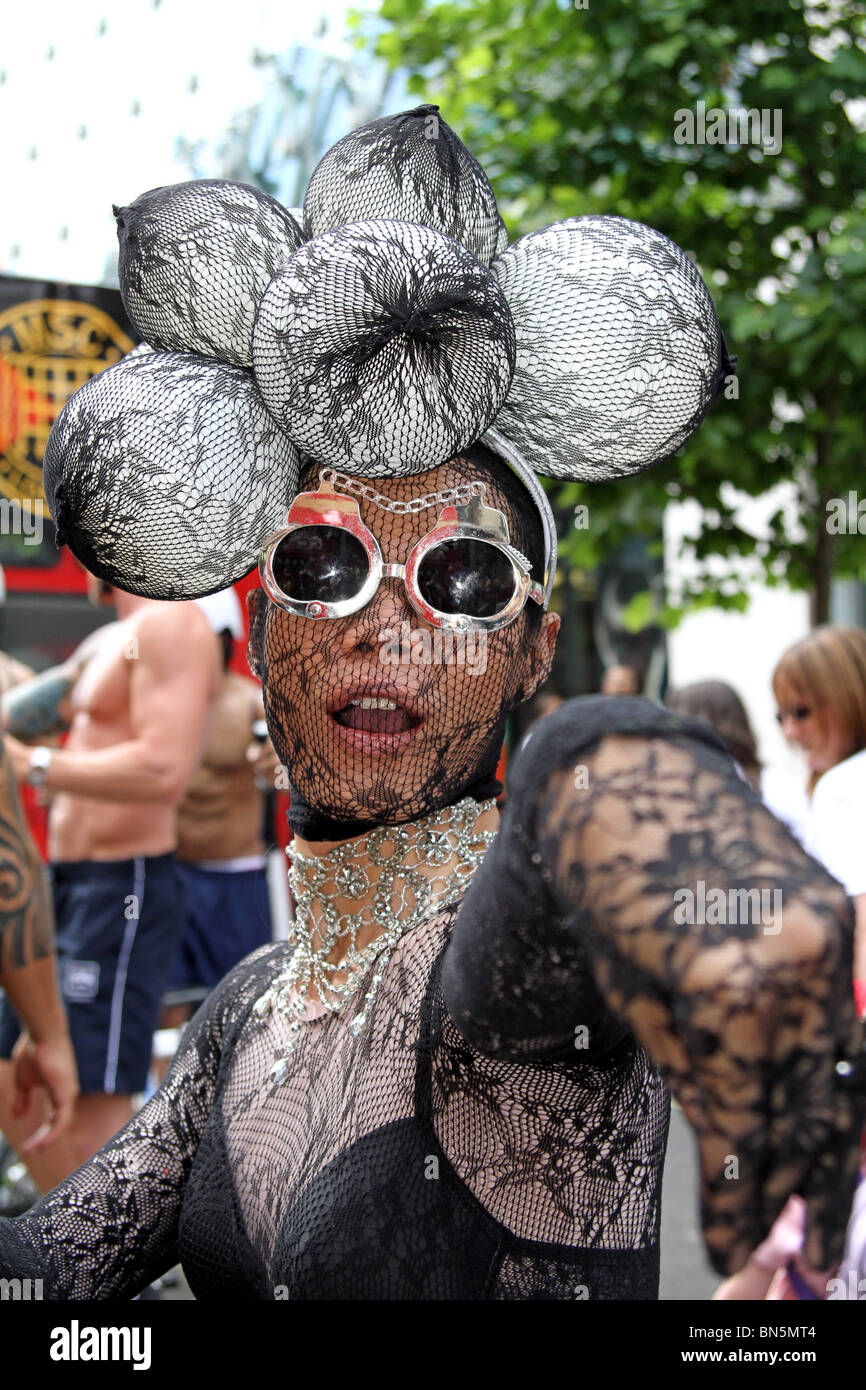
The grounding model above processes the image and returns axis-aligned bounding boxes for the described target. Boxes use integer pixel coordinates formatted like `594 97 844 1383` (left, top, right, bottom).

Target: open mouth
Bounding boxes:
330 694 423 740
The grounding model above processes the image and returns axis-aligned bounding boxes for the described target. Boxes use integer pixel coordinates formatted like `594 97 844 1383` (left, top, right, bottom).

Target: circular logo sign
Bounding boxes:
0 298 134 502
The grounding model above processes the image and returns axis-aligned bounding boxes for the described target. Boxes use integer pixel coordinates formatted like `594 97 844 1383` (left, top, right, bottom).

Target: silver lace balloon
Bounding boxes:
116 180 303 367
44 350 300 598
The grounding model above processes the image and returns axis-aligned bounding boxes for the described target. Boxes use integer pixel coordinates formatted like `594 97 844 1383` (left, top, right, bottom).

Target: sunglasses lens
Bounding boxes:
417 539 517 618
272 526 369 603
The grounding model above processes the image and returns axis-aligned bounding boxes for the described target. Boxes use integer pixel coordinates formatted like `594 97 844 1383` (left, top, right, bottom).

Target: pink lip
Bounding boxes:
327 680 424 757
329 720 422 756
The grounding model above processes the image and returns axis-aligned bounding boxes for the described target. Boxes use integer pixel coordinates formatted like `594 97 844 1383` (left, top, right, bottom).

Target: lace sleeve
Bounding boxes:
443 696 865 1275
0 946 277 1299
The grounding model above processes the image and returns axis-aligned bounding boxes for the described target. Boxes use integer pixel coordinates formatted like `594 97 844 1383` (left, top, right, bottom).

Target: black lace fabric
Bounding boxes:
43 351 300 598
446 698 864 1276
115 180 304 367
0 908 666 1301
1 697 859 1299
492 215 732 480
43 107 735 600
303 105 502 266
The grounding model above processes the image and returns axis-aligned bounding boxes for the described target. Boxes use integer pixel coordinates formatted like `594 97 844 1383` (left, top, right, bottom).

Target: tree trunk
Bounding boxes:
810 389 836 628
811 473 833 627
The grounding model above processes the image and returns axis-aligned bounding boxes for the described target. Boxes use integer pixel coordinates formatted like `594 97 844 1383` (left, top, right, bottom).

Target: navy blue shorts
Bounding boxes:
169 861 272 991
0 853 184 1095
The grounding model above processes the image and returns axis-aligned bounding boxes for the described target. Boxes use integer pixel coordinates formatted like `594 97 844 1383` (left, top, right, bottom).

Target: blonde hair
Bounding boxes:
772 626 866 791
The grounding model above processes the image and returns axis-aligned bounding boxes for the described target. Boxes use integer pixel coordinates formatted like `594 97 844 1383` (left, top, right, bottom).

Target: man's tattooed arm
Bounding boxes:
0 727 78 1141
2 666 76 740
0 728 54 973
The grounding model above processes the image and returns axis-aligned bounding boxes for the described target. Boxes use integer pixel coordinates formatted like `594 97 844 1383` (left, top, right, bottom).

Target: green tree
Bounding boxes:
354 0 866 625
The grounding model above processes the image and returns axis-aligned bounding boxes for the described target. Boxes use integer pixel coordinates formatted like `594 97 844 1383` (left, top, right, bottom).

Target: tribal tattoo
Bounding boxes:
0 729 54 972
3 669 75 740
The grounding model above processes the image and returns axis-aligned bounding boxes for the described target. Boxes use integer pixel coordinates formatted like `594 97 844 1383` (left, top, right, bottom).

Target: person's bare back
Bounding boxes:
176 670 264 864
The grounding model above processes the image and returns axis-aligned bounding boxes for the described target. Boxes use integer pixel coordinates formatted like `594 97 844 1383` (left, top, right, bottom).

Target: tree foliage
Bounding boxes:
354 0 866 623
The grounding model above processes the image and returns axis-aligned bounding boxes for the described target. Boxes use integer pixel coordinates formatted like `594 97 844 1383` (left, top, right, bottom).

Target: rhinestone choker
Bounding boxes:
255 796 497 1082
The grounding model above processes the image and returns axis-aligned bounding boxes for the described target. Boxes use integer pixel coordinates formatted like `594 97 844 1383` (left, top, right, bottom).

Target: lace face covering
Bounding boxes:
249 446 550 831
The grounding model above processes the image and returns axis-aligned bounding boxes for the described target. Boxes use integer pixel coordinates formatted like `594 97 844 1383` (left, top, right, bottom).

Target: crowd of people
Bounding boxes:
0 575 278 1194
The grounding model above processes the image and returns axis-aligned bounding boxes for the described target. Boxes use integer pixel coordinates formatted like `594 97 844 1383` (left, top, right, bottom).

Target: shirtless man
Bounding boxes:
0 572 220 1189
169 617 273 1004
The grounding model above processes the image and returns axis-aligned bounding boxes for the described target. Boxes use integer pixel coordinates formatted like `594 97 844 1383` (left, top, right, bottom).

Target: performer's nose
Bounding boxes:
338 575 417 656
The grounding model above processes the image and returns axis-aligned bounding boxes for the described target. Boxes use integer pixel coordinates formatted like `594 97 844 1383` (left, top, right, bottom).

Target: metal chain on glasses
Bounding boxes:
319 468 486 515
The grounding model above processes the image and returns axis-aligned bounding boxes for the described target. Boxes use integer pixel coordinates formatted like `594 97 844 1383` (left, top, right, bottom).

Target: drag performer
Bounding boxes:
0 107 862 1299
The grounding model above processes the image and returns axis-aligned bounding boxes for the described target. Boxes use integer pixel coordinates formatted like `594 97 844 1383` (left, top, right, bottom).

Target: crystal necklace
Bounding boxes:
255 796 497 1084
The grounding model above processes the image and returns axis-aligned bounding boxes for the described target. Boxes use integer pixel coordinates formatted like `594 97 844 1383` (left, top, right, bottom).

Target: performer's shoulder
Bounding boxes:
224 940 293 990
200 941 294 1031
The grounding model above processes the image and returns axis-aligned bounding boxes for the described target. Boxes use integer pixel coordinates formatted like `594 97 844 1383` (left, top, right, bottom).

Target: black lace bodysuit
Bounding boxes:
0 699 857 1299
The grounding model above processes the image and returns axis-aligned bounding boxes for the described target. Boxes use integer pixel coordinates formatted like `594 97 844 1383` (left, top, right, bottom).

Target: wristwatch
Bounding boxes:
27 745 53 787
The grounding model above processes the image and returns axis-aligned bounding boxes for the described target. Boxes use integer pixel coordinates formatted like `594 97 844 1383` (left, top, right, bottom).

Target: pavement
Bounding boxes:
660 1102 718 1300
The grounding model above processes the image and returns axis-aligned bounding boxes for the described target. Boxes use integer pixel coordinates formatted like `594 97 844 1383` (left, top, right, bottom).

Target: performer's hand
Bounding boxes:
11 1030 79 1153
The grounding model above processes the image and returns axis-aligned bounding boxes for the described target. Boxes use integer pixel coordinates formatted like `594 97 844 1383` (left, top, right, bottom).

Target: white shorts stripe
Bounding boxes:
103 857 146 1094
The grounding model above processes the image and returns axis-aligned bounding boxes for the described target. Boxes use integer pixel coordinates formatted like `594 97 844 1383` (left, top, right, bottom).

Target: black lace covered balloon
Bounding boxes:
304 105 502 267
43 351 299 598
115 181 303 367
252 219 516 475
491 216 731 481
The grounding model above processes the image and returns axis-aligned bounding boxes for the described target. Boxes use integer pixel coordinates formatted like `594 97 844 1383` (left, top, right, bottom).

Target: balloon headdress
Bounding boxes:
44 105 733 601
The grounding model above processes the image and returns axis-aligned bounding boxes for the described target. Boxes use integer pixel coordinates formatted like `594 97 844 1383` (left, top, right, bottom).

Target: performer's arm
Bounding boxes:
444 697 864 1278
2 663 78 740
0 945 270 1297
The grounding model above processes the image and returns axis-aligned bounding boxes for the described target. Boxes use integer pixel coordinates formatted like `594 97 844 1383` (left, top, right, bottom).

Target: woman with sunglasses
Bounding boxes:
773 626 866 1019
1 109 863 1301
